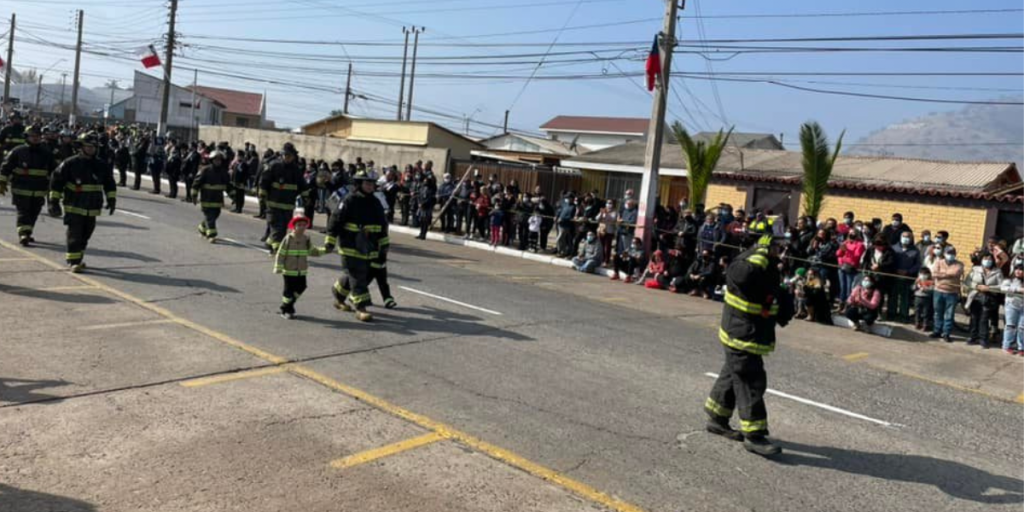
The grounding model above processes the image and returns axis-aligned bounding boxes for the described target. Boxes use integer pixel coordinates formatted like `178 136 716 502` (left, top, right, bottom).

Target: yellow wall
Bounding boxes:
810 194 990 248
301 116 351 136
425 127 481 161
349 120 429 144
581 169 607 198
706 183 747 210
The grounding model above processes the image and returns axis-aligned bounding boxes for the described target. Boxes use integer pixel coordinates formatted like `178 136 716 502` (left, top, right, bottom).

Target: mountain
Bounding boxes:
848 97 1023 165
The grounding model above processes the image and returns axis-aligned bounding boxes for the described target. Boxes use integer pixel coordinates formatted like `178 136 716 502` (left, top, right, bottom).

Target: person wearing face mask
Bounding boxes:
675 208 700 258
929 246 964 342
684 249 719 299
596 199 620 263
964 252 1003 348
698 213 724 255
845 274 882 332
912 267 935 332
555 193 577 257
437 173 456 233
881 213 913 247
985 237 1010 275
1000 263 1024 355
862 235 895 317
835 230 866 310
836 211 855 239
890 231 921 323
572 230 603 274
916 229 933 257
808 229 839 305
612 236 645 283
617 199 639 260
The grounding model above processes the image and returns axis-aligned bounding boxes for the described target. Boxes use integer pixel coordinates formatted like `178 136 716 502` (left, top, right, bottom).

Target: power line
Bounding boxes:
504 0 586 111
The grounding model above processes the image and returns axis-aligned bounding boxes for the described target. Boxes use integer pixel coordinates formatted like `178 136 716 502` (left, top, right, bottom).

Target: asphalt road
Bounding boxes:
1 187 1021 512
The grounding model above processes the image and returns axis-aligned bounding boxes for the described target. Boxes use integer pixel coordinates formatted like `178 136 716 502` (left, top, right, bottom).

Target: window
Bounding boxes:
235 117 249 128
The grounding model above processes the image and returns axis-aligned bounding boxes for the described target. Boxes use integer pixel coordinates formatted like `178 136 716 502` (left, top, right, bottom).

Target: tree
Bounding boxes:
799 121 844 222
104 79 120 90
17 68 38 84
672 122 734 208
329 109 344 117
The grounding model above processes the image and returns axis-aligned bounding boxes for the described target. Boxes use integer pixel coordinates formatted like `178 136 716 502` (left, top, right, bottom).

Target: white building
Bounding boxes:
539 115 657 152
117 71 223 132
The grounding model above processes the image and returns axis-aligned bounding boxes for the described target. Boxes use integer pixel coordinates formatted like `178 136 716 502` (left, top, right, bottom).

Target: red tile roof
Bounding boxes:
540 115 649 135
190 85 263 117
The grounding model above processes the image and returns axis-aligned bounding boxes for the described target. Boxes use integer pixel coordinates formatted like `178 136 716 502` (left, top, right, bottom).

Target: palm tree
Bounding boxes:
672 122 734 208
799 121 845 222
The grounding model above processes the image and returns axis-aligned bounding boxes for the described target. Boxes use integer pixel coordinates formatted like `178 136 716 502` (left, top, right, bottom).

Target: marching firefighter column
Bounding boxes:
704 234 794 456
0 125 57 245
191 150 230 242
48 132 117 273
324 170 389 322
259 143 308 252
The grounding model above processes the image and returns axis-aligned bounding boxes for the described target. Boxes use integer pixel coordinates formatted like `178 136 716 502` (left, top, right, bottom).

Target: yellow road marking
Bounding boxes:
0 238 647 512
842 352 870 362
40 285 97 292
181 366 288 388
80 319 175 331
1016 393 1024 404
330 432 445 469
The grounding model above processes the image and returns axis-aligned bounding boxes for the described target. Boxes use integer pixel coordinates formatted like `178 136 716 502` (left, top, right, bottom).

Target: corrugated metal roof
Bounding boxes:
539 115 650 134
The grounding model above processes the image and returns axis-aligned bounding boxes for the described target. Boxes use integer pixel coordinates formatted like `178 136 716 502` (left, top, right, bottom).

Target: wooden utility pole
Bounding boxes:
635 0 680 249
59 73 66 112
397 28 409 120
405 27 424 121
35 75 42 110
190 68 197 138
503 110 510 134
158 0 178 135
343 62 352 114
2 13 13 107
69 10 83 126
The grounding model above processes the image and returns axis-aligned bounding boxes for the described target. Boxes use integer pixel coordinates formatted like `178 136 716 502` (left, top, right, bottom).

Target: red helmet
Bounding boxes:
288 215 310 230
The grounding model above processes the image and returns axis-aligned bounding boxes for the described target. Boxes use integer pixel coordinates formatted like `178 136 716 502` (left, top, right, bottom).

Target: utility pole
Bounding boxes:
405 27 424 121
397 27 410 120
35 75 42 111
69 10 83 126
59 73 67 113
635 0 680 250
108 81 116 120
503 110 510 134
158 0 179 136
190 68 197 139
343 62 352 114
2 13 13 107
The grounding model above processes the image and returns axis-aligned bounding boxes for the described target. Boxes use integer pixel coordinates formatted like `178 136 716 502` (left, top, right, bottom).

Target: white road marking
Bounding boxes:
118 209 151 220
398 286 503 316
221 237 272 254
703 372 901 427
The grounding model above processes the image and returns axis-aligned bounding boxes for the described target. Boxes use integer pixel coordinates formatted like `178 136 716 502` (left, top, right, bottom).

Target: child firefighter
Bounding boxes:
273 214 324 319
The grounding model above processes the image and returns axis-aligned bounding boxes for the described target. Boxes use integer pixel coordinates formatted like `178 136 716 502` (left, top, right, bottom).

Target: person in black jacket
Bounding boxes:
0 125 57 245
260 143 309 252
535 195 555 252
862 234 897 318
165 144 184 199
229 151 249 213
113 138 130 187
48 132 117 272
516 193 535 251
181 142 201 203
416 173 438 240
684 249 720 298
191 151 230 242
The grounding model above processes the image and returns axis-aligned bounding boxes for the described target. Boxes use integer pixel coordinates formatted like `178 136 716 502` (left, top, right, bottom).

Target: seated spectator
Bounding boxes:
636 249 667 288
612 237 645 283
714 254 731 300
572 231 603 274
665 243 693 293
913 267 935 332
683 249 718 298
803 267 832 324
846 274 882 332
964 251 1003 348
930 246 965 342
1001 262 1024 355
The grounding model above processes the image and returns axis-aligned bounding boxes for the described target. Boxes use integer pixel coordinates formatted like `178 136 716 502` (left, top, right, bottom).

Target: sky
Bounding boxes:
0 0 1021 147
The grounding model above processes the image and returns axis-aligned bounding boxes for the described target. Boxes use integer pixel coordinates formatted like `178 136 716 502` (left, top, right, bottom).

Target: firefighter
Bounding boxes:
191 150 230 243
252 148 275 220
323 170 388 322
181 141 201 203
48 132 117 273
41 126 59 155
704 234 794 456
130 134 150 190
0 125 57 245
0 111 26 161
259 143 308 253
55 129 76 163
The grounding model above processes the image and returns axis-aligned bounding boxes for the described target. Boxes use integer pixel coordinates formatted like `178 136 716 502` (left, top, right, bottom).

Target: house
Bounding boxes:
121 71 224 135
299 114 483 161
696 131 784 150
189 85 267 129
539 115 657 152
562 141 1022 247
471 132 581 166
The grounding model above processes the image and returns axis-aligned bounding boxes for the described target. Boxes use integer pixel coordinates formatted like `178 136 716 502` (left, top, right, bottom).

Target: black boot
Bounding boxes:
743 435 782 456
705 416 743 441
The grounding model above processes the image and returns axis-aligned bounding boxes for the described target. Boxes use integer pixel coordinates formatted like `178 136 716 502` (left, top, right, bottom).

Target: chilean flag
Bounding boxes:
644 35 661 92
137 45 162 69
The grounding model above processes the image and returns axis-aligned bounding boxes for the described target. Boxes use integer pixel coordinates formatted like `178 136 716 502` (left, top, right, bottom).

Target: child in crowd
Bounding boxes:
489 205 505 247
272 215 324 319
846 273 882 332
528 210 542 252
804 267 831 324
913 267 935 332
636 250 667 288
788 268 808 319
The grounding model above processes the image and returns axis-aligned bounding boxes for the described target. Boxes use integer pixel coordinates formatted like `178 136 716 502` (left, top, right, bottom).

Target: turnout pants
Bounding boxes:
65 214 97 265
266 209 291 251
199 207 221 238
14 196 45 238
281 275 308 313
333 256 372 310
705 345 769 437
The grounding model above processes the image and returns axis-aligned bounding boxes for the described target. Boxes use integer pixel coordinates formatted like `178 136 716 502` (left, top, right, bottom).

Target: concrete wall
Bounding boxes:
200 126 451 171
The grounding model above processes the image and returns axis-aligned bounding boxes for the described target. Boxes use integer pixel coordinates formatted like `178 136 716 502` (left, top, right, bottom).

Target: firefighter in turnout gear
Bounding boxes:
0 125 58 245
260 143 308 252
704 234 794 456
0 112 26 161
48 132 117 273
191 150 230 242
323 170 388 322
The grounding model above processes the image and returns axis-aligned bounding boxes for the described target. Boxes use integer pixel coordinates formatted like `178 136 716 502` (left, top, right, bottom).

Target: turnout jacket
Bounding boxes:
0 124 26 156
273 232 324 276
1 142 57 199
192 162 230 209
49 153 116 217
259 158 309 212
325 189 389 261
719 245 794 355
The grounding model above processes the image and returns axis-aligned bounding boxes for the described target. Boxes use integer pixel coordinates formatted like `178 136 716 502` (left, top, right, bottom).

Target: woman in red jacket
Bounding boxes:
836 230 867 311
846 273 882 332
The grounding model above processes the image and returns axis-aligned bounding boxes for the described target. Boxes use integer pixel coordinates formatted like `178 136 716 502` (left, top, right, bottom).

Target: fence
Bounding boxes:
451 159 582 199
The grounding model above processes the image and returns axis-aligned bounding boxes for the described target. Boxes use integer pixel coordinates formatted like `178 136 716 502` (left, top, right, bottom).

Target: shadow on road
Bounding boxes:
88 268 240 294
778 441 1024 504
0 377 69 405
31 242 162 263
0 284 117 304
96 220 151 231
391 243 478 262
0 484 95 511
304 305 532 341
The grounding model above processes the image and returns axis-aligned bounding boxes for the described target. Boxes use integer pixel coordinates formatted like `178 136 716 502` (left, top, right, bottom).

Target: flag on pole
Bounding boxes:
137 45 161 69
0 55 5 71
644 35 661 92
